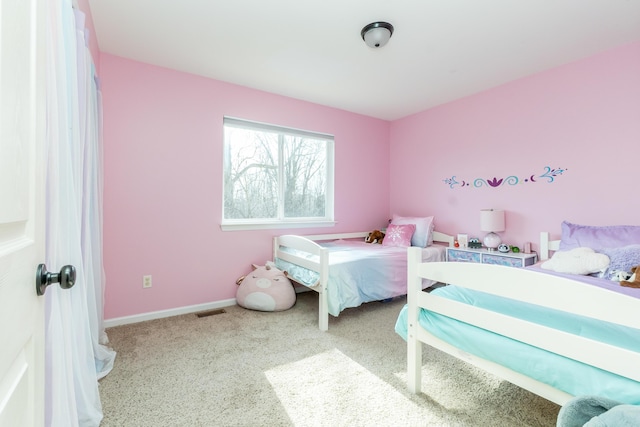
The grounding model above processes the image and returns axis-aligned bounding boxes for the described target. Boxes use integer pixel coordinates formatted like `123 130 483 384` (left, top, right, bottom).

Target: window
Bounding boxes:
222 117 334 230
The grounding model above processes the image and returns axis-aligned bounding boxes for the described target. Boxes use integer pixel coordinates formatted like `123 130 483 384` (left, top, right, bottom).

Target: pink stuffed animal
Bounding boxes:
236 262 296 311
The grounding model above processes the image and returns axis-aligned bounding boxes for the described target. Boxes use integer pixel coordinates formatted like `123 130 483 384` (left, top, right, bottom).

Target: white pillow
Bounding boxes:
541 247 610 275
391 215 434 247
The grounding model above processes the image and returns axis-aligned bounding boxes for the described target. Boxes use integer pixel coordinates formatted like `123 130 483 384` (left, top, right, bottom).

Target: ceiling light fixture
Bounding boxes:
361 22 394 48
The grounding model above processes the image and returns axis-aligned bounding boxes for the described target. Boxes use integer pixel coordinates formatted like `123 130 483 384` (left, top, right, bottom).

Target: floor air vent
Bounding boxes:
196 309 226 318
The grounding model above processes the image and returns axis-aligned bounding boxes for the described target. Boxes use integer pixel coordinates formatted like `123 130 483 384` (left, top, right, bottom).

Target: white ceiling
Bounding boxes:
88 0 640 121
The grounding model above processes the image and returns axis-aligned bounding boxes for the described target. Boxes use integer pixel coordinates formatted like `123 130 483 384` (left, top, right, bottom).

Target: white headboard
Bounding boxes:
432 230 455 247
294 230 454 247
539 232 561 260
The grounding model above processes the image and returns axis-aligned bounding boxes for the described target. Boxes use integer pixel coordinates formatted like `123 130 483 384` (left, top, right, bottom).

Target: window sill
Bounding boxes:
220 220 337 232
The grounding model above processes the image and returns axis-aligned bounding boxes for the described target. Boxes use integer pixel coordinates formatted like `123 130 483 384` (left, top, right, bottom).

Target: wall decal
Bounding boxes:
443 166 567 189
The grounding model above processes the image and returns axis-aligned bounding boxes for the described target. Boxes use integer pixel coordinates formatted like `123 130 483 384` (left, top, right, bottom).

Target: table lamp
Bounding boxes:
480 209 505 251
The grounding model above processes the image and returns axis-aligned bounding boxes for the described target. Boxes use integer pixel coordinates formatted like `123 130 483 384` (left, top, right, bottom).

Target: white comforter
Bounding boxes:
276 240 445 316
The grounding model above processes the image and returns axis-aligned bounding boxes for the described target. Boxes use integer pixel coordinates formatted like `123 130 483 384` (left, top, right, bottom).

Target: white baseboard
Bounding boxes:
104 298 237 328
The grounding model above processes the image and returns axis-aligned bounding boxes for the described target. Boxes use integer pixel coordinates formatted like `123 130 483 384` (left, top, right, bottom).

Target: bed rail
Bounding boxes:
406 246 640 405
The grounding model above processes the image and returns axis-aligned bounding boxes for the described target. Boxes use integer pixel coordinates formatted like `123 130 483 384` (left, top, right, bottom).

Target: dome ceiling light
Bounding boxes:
361 21 394 48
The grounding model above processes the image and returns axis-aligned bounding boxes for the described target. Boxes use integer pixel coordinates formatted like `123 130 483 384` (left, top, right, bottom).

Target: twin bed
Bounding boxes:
397 227 640 407
274 230 454 331
273 222 640 408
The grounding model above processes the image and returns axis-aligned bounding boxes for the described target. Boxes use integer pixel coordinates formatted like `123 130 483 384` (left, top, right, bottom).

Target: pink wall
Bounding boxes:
100 54 390 319
96 11 638 320
390 42 640 251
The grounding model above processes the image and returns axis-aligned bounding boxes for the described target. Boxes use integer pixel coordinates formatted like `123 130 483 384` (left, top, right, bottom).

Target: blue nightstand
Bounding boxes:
446 247 537 268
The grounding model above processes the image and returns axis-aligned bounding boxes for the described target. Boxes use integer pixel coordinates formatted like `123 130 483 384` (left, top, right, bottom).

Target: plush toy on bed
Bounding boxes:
611 270 633 282
236 262 296 311
620 266 640 288
365 230 385 244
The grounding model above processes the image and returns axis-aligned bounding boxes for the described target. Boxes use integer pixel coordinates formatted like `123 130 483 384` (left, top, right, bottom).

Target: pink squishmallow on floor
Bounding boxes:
235 262 296 311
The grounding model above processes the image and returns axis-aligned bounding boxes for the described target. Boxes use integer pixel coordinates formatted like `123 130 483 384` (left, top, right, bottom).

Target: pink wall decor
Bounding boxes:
444 166 568 189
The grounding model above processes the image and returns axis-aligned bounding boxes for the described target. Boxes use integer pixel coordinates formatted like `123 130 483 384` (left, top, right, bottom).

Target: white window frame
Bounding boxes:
221 117 335 231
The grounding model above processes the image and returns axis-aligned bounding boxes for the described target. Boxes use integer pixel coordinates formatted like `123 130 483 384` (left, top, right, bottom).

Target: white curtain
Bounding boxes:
45 1 116 426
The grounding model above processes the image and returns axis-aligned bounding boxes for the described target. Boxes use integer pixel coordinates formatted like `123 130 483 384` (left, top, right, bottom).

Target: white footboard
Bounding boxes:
274 231 454 331
274 234 329 331
406 246 640 405
274 232 371 331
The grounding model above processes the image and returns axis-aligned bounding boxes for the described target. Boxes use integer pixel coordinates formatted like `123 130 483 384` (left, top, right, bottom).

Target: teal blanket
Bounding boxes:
557 395 640 426
395 285 640 404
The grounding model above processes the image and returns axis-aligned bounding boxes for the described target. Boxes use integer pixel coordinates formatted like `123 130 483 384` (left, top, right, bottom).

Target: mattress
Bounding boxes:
395 272 640 404
275 240 446 316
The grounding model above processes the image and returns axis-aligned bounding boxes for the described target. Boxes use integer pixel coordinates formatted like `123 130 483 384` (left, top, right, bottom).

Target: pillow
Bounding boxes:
541 247 610 275
598 245 640 280
382 223 416 248
391 215 434 247
559 221 640 251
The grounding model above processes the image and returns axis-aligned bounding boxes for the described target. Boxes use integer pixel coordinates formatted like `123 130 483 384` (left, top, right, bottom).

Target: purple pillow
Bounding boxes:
382 223 416 248
599 245 640 280
559 221 640 251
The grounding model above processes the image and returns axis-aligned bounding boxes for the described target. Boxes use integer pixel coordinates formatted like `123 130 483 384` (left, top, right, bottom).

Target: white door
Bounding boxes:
0 0 46 425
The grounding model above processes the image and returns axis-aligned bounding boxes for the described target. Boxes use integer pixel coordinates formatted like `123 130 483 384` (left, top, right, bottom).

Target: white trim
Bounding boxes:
223 116 334 140
104 299 237 328
221 220 336 231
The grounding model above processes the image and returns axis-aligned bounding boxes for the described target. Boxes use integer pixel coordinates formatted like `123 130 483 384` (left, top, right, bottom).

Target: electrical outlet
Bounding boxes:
143 275 152 288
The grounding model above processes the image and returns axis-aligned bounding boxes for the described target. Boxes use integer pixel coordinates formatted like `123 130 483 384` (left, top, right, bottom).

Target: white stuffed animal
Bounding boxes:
236 262 296 311
541 247 610 275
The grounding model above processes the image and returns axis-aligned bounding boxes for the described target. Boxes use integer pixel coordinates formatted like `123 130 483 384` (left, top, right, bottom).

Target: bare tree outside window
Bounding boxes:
223 118 334 228
283 136 326 218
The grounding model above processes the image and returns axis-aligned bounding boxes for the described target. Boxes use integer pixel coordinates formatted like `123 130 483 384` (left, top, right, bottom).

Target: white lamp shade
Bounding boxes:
363 27 391 47
480 209 505 233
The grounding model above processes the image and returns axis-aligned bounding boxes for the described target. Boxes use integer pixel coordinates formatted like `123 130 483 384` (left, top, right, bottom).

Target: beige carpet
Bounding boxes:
99 291 560 426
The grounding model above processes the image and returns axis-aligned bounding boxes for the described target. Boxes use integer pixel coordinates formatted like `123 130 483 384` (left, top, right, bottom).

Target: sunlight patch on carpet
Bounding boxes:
265 348 431 425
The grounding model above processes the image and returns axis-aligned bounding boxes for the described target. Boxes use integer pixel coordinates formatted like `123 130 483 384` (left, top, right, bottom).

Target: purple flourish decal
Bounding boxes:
443 167 567 190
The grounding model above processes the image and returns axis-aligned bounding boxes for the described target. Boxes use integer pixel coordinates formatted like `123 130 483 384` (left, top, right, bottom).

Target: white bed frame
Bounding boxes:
274 231 454 331
406 232 640 405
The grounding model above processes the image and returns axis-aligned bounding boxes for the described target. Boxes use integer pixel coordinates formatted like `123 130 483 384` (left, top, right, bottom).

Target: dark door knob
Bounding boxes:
36 264 76 296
